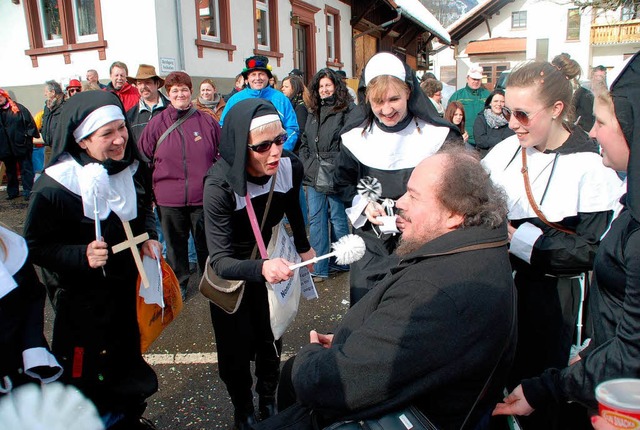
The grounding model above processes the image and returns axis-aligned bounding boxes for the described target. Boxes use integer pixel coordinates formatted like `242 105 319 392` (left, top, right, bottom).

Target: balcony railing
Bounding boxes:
591 20 640 45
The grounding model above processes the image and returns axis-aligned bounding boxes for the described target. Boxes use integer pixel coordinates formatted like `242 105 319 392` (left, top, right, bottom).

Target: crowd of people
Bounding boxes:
0 49 637 430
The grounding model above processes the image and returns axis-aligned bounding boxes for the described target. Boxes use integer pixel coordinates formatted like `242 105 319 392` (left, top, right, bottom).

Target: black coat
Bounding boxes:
126 92 171 144
523 203 640 410
0 262 52 392
290 225 516 429
23 165 158 414
0 103 39 159
473 110 514 155
42 97 65 148
572 86 595 133
299 98 355 190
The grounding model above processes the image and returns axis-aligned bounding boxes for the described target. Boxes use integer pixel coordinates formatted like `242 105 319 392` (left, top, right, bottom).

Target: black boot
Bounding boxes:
234 408 257 430
258 396 277 421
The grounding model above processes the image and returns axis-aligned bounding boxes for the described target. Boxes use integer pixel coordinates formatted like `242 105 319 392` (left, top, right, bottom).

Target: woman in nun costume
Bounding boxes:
23 91 161 429
493 51 640 428
203 98 314 429
334 52 461 305
0 224 62 397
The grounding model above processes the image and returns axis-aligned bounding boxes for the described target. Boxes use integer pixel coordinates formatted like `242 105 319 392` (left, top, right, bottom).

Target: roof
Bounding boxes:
446 0 516 43
391 0 451 44
466 37 526 55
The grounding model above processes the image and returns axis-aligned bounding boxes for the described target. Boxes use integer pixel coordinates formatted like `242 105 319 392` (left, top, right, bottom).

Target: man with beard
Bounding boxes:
126 64 169 143
263 147 517 430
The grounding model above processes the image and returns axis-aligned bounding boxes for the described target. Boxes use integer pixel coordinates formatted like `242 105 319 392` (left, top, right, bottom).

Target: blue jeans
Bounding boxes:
306 187 350 277
32 147 45 173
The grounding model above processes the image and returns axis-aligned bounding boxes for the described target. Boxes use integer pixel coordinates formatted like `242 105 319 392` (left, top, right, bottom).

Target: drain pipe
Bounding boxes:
174 0 185 70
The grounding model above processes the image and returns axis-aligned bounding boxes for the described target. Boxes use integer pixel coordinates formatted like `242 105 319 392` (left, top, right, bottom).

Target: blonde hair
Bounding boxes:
366 75 409 105
249 120 285 142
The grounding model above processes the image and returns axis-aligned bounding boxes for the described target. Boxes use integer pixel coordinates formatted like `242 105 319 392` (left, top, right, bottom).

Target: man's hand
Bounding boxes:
492 385 534 416
86 239 108 268
310 330 333 348
364 201 385 225
262 258 294 284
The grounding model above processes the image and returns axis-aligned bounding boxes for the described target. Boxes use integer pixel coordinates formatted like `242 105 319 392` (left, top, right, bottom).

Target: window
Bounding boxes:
511 11 527 29
195 0 235 60
256 0 270 50
567 8 580 41
325 6 342 67
327 13 334 60
252 0 281 62
480 63 509 91
199 0 220 42
23 0 106 66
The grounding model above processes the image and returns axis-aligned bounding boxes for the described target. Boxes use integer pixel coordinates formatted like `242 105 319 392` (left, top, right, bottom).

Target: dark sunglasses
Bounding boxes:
501 106 547 126
248 133 287 153
68 88 81 94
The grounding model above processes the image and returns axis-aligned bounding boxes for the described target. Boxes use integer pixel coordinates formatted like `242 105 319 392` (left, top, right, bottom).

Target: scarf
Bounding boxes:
198 93 222 111
484 108 509 129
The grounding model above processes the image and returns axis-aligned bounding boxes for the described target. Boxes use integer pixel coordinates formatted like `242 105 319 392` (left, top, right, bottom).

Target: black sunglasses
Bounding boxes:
248 133 287 153
501 106 547 126
68 88 81 94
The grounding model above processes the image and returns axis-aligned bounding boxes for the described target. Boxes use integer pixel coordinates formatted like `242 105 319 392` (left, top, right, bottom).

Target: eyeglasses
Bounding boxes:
68 88 81 94
247 134 287 153
502 106 548 126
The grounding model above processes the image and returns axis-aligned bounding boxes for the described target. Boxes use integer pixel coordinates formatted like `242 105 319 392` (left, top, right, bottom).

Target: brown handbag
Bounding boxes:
198 172 277 313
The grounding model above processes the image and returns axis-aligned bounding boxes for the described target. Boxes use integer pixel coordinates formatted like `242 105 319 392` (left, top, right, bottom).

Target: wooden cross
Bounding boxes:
112 221 151 289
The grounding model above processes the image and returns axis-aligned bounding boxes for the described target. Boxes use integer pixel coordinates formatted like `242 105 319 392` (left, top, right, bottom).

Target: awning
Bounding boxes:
392 0 451 45
466 37 526 55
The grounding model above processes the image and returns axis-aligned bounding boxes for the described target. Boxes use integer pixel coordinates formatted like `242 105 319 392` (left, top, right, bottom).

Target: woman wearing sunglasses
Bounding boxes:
334 52 461 305
493 49 640 430
299 69 356 281
482 61 623 429
202 98 315 429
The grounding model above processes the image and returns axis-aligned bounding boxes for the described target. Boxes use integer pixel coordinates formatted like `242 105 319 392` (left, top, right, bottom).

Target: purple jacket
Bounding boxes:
138 104 220 207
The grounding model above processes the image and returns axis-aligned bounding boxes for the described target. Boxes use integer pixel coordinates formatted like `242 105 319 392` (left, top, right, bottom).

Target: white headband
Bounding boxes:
73 105 125 143
249 114 280 131
364 52 406 86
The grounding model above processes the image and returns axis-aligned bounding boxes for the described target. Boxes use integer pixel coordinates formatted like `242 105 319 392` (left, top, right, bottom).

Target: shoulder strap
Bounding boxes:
154 107 196 157
521 149 575 235
245 170 278 260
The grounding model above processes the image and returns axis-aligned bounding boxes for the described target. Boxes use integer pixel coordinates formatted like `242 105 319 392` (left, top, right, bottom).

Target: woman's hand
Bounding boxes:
507 223 517 242
462 131 469 143
310 330 334 348
492 385 534 417
262 258 294 284
141 239 163 259
299 248 316 273
86 239 109 268
364 201 385 225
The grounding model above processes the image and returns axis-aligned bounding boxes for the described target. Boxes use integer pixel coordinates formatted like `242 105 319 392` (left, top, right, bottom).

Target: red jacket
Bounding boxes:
105 82 140 112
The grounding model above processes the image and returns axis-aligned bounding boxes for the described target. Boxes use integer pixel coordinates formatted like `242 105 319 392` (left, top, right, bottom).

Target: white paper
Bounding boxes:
299 266 318 300
139 248 164 307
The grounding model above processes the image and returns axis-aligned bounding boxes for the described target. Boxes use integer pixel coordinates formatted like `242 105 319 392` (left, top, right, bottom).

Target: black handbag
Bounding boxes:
323 405 438 430
314 152 337 194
